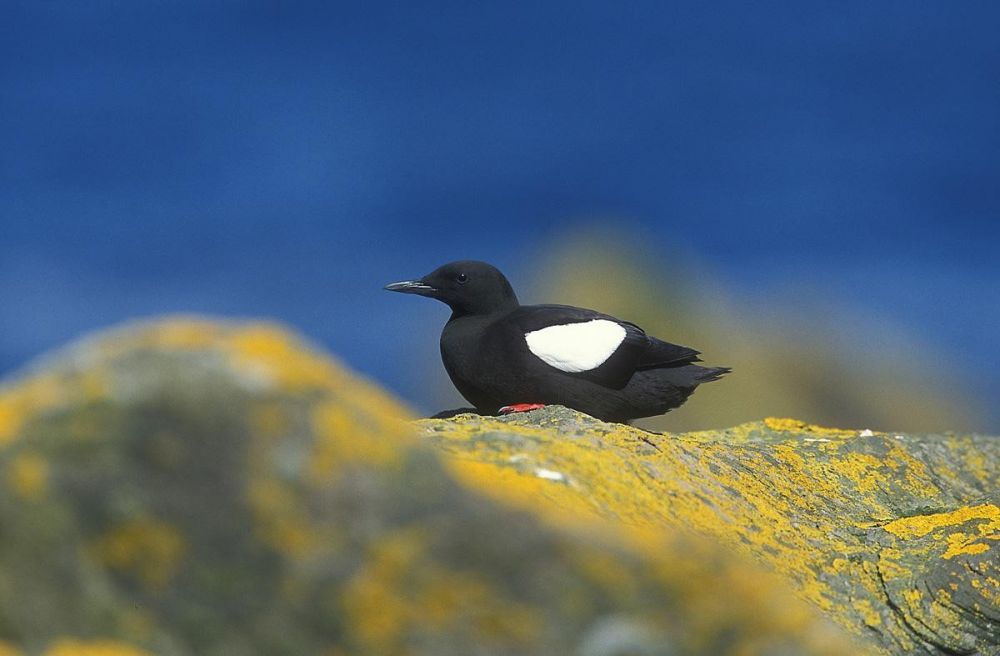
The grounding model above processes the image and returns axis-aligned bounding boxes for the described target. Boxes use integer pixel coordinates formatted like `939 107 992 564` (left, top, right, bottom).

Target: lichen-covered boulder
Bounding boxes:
421 410 999 654
0 318 855 655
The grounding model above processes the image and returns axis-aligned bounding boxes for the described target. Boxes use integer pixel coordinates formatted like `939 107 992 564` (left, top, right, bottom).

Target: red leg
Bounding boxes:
498 403 546 415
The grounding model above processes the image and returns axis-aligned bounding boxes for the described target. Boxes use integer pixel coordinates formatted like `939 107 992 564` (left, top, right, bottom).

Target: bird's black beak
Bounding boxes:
384 279 438 297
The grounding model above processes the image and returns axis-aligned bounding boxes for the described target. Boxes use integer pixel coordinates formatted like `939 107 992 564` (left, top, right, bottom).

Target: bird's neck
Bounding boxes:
448 300 518 322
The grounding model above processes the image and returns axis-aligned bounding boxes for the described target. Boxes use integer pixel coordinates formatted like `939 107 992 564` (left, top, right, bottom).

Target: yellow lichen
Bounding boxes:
852 598 882 627
902 588 922 607
309 402 404 477
118 607 157 644
6 452 49 500
226 325 339 390
960 447 991 484
418 412 997 651
103 318 220 354
246 478 317 557
340 526 545 652
943 532 992 559
882 443 939 498
834 452 885 497
339 528 425 651
0 376 64 444
90 518 187 589
425 415 851 612
445 459 600 523
882 504 1000 540
875 548 911 582
141 320 219 350
0 365 115 446
0 317 988 654
0 640 22 656
567 546 640 605
251 401 291 438
18 375 64 414
0 398 25 444
78 370 110 401
42 639 152 656
763 417 860 437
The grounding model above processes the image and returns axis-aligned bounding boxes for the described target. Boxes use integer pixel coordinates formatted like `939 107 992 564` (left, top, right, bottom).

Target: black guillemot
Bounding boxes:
385 260 730 423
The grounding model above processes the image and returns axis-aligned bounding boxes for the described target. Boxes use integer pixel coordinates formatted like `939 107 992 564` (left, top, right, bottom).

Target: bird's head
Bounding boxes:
384 260 519 316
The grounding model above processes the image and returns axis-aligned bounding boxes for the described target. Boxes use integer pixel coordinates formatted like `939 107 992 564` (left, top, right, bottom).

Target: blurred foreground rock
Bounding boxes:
0 318 993 655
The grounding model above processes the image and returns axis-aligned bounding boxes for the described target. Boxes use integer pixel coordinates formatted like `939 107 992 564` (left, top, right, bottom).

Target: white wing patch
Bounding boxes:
524 319 627 373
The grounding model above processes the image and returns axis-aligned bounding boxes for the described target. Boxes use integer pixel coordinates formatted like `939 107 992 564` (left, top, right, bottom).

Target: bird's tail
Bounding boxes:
654 363 730 390
694 366 731 383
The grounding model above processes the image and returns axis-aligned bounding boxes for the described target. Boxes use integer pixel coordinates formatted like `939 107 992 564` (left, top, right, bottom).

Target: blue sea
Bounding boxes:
2 2 998 428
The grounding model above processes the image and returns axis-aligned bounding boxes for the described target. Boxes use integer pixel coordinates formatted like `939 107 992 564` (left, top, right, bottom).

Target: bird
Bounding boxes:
385 260 730 424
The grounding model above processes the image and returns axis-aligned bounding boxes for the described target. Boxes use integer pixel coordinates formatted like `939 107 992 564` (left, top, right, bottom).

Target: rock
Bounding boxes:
420 409 1000 655
0 318 993 655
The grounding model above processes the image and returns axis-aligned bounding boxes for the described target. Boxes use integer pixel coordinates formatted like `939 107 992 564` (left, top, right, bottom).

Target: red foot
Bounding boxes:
498 403 546 415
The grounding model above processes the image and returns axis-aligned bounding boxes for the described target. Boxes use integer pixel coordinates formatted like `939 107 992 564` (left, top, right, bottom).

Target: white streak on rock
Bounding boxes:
534 468 566 482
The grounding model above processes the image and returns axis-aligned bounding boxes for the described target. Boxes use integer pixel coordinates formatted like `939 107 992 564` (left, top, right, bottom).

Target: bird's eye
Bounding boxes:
456 273 468 284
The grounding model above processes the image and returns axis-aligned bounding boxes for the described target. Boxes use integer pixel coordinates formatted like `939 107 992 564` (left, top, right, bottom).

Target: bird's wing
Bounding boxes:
511 305 653 389
634 332 702 369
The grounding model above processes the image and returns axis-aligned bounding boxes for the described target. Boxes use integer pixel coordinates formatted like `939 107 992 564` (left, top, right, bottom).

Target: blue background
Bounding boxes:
2 2 997 429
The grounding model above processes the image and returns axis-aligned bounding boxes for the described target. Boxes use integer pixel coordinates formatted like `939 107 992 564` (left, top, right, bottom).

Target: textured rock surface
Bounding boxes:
421 410 1000 655
0 318 856 655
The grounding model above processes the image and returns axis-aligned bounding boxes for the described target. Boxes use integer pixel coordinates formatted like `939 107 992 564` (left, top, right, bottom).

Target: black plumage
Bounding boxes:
385 260 729 423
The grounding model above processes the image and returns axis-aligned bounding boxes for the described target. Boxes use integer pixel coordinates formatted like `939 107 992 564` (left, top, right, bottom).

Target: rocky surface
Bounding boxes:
421 410 999 654
0 317 994 654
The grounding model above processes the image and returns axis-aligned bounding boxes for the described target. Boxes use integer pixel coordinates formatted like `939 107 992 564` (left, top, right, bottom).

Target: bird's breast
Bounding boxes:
439 315 524 408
